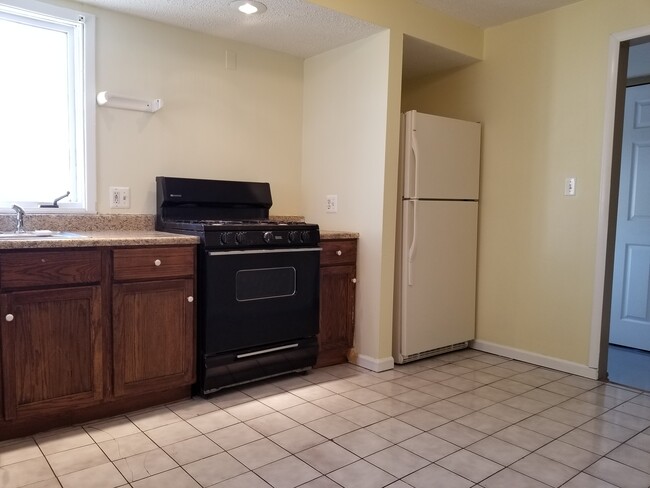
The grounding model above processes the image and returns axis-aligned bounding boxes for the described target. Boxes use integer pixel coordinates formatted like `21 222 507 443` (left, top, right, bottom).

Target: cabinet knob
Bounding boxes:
336 250 342 256
154 259 162 266
5 314 14 322
351 278 357 284
187 296 194 303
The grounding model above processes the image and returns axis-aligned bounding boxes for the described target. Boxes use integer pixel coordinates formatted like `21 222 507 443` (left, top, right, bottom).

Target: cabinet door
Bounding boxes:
113 279 195 396
1 286 103 420
316 264 356 367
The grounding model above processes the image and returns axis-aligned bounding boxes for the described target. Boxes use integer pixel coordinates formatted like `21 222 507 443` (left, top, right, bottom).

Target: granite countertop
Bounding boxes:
0 231 199 250
0 213 357 248
0 230 356 250
320 230 360 240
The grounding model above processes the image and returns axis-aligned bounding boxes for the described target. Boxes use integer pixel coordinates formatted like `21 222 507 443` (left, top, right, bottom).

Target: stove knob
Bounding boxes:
220 232 233 245
301 230 311 243
263 231 274 243
288 231 301 243
235 232 246 244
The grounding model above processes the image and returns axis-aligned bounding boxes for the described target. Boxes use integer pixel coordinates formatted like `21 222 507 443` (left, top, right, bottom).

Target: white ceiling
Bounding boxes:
80 0 584 77
79 0 383 59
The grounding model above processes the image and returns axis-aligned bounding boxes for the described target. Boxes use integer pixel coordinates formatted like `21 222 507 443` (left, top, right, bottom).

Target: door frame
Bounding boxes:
591 25 650 378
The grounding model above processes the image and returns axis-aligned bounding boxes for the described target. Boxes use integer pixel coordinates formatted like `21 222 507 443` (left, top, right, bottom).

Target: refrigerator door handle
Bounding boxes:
410 131 420 199
407 199 417 286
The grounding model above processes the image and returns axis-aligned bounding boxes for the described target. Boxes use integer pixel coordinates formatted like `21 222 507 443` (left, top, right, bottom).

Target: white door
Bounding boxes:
610 83 650 351
400 200 478 357
403 111 481 200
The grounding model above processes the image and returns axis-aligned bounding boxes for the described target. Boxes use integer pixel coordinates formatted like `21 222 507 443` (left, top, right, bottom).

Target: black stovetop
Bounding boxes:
159 219 319 249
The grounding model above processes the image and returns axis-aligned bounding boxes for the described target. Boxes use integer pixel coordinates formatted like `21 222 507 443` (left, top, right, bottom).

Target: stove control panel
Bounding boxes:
206 227 319 249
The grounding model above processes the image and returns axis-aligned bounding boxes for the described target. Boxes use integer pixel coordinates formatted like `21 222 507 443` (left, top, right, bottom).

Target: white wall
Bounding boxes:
52 0 305 215
302 30 392 365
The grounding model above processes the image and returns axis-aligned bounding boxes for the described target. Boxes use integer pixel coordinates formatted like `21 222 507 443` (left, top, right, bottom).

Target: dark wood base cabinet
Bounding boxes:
315 239 357 368
0 245 195 441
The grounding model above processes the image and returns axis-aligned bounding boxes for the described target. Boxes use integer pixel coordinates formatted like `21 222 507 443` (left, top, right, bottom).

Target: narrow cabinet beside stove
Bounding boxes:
112 247 196 396
316 238 358 367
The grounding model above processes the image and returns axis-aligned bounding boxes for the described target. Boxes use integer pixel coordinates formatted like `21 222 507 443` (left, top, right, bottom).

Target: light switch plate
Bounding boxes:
564 177 576 196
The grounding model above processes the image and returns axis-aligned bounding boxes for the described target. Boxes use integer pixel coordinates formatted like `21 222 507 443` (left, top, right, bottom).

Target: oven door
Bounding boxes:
201 247 320 355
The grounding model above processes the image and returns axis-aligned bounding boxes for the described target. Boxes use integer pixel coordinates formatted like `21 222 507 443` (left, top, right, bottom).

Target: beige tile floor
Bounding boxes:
1 349 650 488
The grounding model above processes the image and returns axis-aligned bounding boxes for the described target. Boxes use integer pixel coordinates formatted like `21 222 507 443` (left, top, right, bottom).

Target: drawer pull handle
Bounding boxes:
336 250 342 256
5 314 14 322
187 296 194 303
154 259 162 266
351 278 357 284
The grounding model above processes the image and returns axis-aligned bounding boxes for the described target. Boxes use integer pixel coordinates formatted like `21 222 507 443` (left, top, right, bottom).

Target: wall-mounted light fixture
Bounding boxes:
96 91 163 113
230 1 267 15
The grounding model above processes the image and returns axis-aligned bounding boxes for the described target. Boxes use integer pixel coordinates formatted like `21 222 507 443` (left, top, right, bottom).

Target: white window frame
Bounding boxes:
0 0 95 213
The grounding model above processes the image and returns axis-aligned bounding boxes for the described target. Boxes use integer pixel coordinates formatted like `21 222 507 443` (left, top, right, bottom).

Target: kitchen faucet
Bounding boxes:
11 204 25 233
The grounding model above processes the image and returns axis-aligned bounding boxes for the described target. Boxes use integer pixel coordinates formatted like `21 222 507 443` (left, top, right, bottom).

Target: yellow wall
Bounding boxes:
302 31 394 364
309 0 483 60
50 0 304 215
402 0 650 365
307 0 482 363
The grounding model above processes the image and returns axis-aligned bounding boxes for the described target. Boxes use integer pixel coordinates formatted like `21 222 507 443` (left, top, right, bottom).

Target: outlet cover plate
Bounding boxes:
110 187 130 208
326 194 338 213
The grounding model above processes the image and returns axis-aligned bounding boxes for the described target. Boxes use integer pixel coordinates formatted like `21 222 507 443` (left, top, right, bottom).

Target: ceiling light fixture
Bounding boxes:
230 1 267 15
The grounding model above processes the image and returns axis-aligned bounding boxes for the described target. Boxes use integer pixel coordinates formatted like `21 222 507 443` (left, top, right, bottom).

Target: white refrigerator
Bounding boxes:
394 110 481 363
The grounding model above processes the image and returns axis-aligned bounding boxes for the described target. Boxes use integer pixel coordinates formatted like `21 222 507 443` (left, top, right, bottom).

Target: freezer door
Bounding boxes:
403 111 481 200
399 200 478 357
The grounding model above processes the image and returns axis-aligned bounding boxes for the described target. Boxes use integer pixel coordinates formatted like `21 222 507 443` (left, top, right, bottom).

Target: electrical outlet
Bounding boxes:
326 194 338 213
110 187 130 208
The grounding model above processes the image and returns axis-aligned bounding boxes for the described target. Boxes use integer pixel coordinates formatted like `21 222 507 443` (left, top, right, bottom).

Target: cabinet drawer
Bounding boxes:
113 246 194 281
320 239 357 266
0 250 101 289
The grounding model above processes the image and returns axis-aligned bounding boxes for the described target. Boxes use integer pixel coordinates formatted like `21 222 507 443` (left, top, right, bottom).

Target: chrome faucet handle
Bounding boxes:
11 204 25 233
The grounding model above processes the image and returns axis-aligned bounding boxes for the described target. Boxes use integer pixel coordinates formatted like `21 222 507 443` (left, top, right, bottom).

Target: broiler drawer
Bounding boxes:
113 246 194 281
320 239 357 266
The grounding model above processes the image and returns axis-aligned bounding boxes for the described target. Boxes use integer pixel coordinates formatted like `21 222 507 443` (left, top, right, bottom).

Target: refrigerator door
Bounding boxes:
399 200 478 358
403 110 481 200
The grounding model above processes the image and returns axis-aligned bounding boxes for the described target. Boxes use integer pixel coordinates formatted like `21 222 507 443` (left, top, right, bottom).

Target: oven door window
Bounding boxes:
236 267 296 301
201 248 320 354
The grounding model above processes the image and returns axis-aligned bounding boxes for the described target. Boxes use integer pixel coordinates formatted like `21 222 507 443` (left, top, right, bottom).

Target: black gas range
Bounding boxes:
156 176 319 249
156 177 321 395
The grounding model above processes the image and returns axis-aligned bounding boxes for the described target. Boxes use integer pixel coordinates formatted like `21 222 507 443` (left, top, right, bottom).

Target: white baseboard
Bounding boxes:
471 340 599 380
352 354 395 372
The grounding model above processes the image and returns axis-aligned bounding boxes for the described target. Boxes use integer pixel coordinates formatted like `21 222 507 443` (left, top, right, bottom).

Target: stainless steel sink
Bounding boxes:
0 231 87 240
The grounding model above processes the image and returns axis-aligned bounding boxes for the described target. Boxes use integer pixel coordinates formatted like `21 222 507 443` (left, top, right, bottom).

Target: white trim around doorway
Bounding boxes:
589 24 650 371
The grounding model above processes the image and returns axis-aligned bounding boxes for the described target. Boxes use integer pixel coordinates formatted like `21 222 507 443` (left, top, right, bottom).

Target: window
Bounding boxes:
0 0 95 212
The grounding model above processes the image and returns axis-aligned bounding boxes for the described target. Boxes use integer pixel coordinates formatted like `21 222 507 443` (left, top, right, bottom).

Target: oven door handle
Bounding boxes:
208 247 322 256
236 343 299 359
